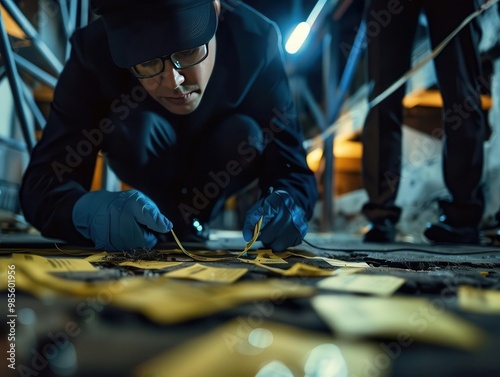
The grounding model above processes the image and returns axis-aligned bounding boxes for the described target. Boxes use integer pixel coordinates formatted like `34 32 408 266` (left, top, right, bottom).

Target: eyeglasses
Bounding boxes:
130 43 209 79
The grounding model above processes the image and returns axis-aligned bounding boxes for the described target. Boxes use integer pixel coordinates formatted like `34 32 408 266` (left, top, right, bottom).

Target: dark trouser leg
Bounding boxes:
361 0 421 224
424 0 486 227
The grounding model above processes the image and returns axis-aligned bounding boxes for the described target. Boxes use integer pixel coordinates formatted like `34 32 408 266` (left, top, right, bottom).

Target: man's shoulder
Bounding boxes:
220 1 281 62
221 1 279 39
73 18 106 44
71 19 112 62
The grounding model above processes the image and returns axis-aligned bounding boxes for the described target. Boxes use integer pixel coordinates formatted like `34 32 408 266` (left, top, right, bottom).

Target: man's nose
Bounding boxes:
161 61 185 89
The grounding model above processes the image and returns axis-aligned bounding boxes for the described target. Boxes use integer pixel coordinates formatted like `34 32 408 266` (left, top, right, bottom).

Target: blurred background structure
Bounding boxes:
1 0 499 241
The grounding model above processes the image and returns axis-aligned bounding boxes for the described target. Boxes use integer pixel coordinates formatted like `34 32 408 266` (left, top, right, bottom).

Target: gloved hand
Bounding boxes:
243 189 308 252
72 190 172 251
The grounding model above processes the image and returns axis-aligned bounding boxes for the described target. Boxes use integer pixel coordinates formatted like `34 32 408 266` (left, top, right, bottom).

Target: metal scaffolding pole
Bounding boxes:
0 0 63 74
0 7 35 151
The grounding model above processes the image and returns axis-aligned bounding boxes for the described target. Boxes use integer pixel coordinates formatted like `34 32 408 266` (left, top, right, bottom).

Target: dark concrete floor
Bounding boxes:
1 229 499 377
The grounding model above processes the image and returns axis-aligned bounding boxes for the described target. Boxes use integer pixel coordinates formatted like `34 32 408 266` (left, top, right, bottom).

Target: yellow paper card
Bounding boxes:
10 257 149 298
244 249 287 264
164 263 247 283
248 262 361 277
135 319 387 377
281 249 317 258
3 253 151 298
12 253 97 272
312 295 486 350
0 247 96 257
10 261 98 297
119 260 182 270
332 267 367 276
321 257 371 268
458 286 500 314
269 262 337 277
318 274 405 296
283 263 334 276
113 278 314 324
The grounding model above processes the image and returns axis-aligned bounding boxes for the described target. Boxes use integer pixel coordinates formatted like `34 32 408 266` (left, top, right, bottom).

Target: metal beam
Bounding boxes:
21 81 46 131
14 52 58 88
0 7 35 151
0 0 63 74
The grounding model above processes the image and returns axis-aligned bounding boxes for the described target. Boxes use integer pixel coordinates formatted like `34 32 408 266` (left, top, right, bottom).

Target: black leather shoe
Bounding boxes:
363 219 396 243
423 221 480 244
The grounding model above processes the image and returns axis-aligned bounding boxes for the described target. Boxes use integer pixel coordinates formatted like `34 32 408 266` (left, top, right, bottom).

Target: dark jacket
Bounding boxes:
19 2 318 244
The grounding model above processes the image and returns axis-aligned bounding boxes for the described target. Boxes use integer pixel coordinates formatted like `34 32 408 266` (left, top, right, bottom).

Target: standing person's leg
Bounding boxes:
423 0 486 244
362 0 421 241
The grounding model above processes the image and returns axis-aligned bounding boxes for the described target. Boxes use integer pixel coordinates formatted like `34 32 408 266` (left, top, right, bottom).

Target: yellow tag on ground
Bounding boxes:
321 258 371 268
458 286 500 314
238 249 288 266
135 319 387 377
318 274 405 296
164 263 247 283
113 278 314 324
0 247 96 257
119 261 182 270
284 263 336 277
244 249 287 264
283 251 370 268
245 262 362 277
4 254 150 298
312 295 486 350
6 259 113 297
12 253 97 272
244 262 332 277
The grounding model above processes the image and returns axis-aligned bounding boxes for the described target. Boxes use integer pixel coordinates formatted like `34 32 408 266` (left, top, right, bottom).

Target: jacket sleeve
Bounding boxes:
19 33 104 245
245 22 318 219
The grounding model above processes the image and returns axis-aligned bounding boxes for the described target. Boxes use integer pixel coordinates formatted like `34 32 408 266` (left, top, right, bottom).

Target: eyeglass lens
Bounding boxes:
133 45 208 77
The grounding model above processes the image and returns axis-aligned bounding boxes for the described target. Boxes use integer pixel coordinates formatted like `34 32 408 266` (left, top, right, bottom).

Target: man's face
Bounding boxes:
138 36 216 115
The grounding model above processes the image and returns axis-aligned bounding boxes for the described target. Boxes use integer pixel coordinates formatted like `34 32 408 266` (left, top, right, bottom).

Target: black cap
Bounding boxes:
91 0 217 68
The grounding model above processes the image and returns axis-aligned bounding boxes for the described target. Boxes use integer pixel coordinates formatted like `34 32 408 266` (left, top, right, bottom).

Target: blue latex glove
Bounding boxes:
72 190 172 251
243 189 308 252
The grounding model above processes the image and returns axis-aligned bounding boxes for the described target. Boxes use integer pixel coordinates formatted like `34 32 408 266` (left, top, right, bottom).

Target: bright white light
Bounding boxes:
285 22 311 54
285 0 329 54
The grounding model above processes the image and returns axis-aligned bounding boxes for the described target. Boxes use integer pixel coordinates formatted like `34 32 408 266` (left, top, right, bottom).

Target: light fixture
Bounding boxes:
285 0 329 54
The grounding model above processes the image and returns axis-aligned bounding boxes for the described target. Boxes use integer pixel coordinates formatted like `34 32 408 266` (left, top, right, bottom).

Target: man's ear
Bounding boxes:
213 0 221 16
